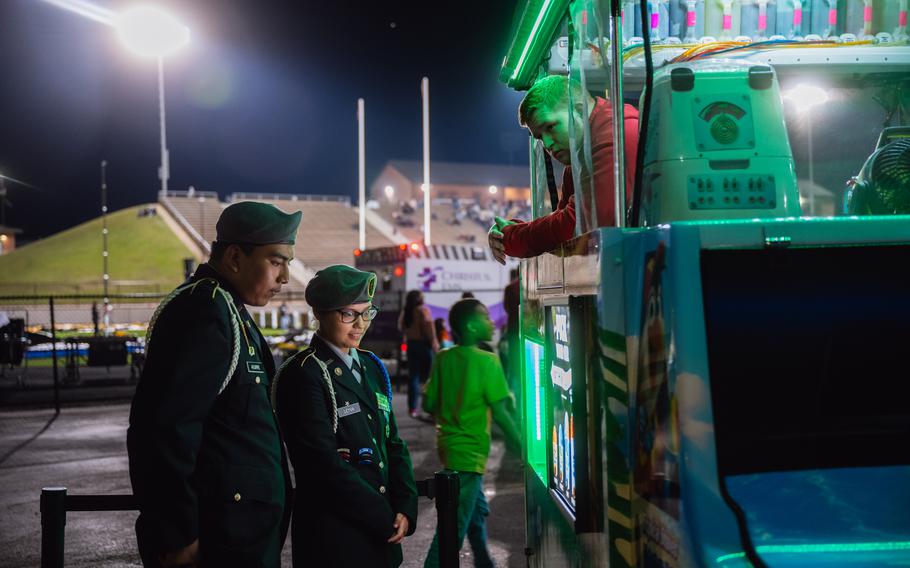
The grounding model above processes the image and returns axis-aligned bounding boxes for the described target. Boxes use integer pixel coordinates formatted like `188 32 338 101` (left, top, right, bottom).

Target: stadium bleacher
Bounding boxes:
163 192 224 247
231 194 394 272
373 200 423 242
372 197 532 246
159 188 528 298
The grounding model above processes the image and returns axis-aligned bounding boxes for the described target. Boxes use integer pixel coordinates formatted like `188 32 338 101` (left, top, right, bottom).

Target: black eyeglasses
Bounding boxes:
336 305 379 323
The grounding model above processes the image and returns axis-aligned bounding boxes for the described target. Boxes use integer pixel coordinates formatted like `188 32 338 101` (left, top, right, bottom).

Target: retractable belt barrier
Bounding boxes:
40 470 460 568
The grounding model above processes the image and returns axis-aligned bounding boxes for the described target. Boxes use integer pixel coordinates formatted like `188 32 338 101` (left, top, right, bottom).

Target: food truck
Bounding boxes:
502 0 910 565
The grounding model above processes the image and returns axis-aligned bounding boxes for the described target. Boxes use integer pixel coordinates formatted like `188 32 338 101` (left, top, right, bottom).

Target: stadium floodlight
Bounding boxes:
115 6 190 58
115 6 190 193
41 1 189 193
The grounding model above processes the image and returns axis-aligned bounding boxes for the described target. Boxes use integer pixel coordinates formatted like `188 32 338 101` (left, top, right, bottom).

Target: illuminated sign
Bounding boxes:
405 259 500 292
549 304 575 512
524 339 546 482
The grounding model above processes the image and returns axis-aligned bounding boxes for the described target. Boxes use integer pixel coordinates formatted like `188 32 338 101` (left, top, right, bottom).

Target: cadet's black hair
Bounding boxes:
209 241 256 264
448 298 485 343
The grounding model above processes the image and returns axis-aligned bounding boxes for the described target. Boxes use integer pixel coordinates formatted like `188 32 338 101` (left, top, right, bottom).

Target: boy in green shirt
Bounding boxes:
422 298 521 568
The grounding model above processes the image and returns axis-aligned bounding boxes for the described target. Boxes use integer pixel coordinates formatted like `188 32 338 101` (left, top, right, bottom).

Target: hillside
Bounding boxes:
0 205 194 295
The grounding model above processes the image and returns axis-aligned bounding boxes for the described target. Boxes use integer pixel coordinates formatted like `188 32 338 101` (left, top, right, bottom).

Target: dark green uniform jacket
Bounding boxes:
274 334 419 567
127 264 292 567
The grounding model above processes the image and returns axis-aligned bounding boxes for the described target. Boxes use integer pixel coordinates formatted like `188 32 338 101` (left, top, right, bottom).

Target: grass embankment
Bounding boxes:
0 205 194 296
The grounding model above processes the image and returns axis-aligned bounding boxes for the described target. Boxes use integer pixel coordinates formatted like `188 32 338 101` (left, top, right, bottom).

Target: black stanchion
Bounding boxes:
40 487 66 568
67 494 138 512
434 470 460 568
39 488 138 568
417 470 461 568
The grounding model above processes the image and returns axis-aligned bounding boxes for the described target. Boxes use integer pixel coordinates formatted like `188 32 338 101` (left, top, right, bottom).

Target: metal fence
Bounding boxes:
0 292 316 410
0 294 166 412
0 281 168 297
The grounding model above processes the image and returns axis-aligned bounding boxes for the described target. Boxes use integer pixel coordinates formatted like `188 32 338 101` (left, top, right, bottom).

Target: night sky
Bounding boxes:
0 0 529 241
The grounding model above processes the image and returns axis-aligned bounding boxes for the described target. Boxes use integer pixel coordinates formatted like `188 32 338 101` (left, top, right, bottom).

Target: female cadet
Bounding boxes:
273 265 418 567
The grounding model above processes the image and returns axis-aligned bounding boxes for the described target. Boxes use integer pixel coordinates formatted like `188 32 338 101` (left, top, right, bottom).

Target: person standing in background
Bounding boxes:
434 318 454 350
399 290 438 418
91 301 100 337
502 268 521 404
278 301 290 330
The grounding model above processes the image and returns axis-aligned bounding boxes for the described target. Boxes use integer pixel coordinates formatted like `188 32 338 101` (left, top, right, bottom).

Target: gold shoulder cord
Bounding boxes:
145 278 245 396
271 350 338 433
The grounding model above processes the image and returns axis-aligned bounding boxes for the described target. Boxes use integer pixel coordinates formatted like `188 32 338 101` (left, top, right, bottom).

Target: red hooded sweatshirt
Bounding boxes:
502 98 639 258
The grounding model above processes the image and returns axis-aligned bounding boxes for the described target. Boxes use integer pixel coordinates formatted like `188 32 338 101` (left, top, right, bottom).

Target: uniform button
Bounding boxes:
379 461 385 469
254 377 261 384
379 486 386 494
234 493 242 502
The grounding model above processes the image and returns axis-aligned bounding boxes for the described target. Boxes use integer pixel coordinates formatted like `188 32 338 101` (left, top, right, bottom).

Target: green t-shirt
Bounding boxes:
422 345 511 474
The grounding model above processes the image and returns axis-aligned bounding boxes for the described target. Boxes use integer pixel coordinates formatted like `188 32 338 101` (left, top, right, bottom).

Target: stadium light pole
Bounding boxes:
358 98 366 251
101 160 110 334
40 2 189 194
115 6 190 195
421 77 431 246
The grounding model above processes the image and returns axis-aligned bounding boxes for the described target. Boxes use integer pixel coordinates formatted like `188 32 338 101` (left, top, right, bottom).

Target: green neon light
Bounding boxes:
523 339 547 483
510 0 554 82
533 341 541 441
716 541 910 564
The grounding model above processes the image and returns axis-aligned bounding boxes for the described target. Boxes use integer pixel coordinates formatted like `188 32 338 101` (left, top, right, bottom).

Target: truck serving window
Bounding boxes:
701 245 910 476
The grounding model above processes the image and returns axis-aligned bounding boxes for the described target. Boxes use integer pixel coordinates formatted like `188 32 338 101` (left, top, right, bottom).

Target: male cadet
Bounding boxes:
488 74 640 263
273 265 418 568
127 202 300 568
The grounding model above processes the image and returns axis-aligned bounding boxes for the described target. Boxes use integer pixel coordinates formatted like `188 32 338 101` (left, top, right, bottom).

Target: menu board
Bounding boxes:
549 304 575 513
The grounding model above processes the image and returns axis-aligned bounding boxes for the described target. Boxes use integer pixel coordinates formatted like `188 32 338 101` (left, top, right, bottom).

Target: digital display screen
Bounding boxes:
523 339 547 482
549 304 575 512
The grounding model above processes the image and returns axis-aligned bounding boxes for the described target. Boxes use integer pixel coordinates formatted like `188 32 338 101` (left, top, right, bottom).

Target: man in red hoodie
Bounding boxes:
489 75 640 262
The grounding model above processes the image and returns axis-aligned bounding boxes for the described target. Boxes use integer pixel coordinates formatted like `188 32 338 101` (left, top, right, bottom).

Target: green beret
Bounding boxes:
215 201 302 245
306 265 377 310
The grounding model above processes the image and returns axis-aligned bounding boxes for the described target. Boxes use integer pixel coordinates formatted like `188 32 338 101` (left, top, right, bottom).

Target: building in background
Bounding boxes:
371 160 530 206
0 226 21 255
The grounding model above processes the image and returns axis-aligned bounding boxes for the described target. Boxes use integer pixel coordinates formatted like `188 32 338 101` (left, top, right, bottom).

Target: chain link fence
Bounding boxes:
0 294 164 410
0 291 315 410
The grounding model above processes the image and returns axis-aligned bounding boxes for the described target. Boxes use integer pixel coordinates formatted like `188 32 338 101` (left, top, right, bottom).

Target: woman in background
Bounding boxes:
399 290 439 417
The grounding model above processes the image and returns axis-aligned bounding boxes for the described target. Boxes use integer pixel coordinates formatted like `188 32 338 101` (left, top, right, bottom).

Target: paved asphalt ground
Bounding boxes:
0 391 526 567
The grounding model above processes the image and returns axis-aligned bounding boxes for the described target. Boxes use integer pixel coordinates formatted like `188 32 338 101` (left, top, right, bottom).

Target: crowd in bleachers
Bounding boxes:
446 197 532 230
385 197 532 244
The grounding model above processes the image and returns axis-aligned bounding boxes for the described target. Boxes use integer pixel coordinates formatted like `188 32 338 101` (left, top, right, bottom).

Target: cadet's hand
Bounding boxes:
388 513 410 544
159 539 198 567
